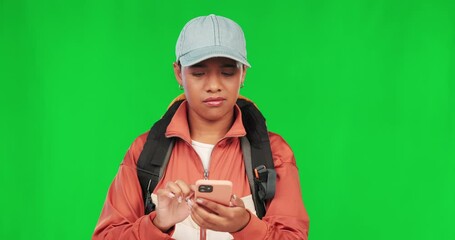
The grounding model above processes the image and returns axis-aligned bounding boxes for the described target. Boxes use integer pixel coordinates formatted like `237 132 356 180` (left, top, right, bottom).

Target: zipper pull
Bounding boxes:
203 169 209 180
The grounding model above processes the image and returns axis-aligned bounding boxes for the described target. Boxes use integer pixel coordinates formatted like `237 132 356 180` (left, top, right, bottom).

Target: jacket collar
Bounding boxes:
165 101 246 143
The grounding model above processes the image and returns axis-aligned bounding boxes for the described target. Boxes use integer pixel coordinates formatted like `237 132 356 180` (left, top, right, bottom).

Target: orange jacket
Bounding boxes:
93 101 309 239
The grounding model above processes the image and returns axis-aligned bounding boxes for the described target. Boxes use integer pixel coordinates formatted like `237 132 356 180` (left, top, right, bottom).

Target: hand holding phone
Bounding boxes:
194 180 233 206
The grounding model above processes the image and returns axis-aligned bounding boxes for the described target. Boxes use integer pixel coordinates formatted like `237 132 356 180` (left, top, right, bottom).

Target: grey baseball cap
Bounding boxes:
175 14 251 68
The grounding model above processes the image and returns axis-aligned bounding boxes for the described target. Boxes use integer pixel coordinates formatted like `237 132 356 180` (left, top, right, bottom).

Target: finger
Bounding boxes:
156 188 176 199
190 200 223 229
230 194 245 208
165 181 184 203
174 179 192 197
191 211 213 230
195 198 229 216
188 185 197 202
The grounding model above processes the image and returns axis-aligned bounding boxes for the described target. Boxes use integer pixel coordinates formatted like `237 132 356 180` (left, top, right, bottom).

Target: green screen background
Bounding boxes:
1 0 454 239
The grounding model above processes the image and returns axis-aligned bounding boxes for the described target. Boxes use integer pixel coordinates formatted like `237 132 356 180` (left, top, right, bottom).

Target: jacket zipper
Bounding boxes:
170 135 237 181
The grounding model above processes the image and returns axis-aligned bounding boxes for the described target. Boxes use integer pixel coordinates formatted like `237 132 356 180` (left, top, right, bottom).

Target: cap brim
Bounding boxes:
178 45 251 68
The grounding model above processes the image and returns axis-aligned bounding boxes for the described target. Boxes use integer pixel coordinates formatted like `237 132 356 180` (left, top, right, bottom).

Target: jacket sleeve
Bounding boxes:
92 133 175 240
231 133 310 240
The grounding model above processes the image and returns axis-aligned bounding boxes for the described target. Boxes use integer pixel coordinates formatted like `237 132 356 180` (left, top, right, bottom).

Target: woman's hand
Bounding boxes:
189 194 251 233
153 180 193 232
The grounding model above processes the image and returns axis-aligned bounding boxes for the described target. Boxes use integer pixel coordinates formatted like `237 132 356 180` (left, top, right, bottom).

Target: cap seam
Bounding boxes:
214 15 221 46
210 15 217 46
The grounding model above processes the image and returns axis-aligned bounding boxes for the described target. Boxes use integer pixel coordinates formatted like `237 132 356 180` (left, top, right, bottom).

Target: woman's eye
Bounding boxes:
222 72 235 76
192 72 205 77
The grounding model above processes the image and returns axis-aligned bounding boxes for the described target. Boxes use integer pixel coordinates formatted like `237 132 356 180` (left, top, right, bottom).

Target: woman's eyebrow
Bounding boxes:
189 63 206 68
220 63 237 68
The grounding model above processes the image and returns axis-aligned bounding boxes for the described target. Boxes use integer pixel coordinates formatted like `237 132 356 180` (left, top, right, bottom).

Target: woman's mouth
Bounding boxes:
203 97 225 107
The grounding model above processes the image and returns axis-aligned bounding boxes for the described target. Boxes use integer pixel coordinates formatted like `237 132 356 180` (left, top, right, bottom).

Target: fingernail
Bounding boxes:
232 194 237 200
168 192 175 199
187 199 193 208
178 196 182 203
196 198 204 204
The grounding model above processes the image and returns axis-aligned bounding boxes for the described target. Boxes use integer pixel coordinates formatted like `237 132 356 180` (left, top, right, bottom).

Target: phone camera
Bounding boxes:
198 185 213 193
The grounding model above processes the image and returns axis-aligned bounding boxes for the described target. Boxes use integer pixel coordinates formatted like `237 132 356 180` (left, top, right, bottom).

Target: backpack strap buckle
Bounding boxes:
254 165 267 181
144 179 156 213
254 165 276 201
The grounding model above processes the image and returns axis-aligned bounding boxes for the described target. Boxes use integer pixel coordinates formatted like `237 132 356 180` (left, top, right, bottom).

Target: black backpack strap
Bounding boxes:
237 99 276 219
137 100 184 215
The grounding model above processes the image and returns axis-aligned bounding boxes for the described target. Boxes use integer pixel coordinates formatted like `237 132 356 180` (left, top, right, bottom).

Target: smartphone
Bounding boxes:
195 180 233 206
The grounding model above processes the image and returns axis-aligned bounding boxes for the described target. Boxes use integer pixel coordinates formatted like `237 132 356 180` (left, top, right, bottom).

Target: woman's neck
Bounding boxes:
188 110 235 145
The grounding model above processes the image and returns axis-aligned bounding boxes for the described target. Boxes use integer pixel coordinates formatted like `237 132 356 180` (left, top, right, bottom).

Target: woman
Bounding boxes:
93 14 309 240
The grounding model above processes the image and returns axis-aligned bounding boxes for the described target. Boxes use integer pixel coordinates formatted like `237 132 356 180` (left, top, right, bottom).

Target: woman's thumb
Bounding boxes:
230 194 245 207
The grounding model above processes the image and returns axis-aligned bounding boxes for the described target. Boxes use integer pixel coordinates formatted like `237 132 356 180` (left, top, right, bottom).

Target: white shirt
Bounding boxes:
191 140 215 171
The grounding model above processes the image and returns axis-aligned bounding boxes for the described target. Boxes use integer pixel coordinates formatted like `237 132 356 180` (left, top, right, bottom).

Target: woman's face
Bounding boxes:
174 57 246 123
